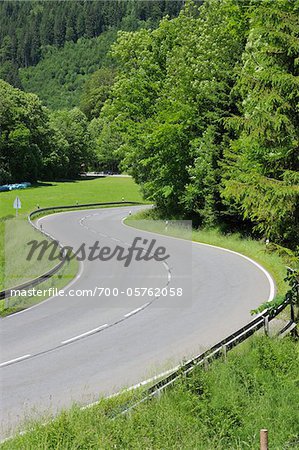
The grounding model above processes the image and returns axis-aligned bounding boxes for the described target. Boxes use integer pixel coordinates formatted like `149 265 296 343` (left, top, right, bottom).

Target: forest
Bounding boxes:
0 0 185 89
0 0 298 250
0 0 185 67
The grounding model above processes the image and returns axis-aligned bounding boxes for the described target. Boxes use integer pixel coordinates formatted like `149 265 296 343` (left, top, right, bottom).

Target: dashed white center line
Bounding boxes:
61 324 108 344
0 354 31 368
124 302 150 318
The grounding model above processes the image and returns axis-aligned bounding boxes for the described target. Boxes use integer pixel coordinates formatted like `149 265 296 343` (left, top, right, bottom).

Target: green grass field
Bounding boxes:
2 336 298 449
0 177 143 220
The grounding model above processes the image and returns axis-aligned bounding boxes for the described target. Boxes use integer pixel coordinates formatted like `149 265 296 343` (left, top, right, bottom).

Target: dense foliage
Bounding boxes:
80 67 116 120
96 0 249 221
1 0 189 109
96 0 298 248
0 80 95 184
2 336 298 449
0 79 51 183
222 0 299 245
0 0 184 69
0 0 186 108
20 30 117 110
49 108 95 179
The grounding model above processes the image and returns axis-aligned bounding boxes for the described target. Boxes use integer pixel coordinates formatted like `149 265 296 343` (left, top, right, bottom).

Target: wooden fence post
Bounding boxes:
260 429 268 450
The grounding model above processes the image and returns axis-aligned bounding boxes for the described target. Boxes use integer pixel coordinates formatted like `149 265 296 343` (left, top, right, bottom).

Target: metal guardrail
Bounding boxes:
118 287 298 415
0 201 142 301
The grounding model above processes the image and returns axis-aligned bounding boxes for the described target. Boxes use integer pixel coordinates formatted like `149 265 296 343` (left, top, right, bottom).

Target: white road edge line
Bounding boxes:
121 216 276 303
124 302 150 318
0 354 31 368
82 365 180 410
61 324 108 344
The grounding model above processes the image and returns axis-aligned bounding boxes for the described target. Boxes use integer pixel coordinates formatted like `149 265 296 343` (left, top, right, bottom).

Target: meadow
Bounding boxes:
0 177 143 220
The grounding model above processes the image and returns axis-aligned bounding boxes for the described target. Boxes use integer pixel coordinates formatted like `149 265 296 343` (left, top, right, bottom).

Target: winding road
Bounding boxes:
0 205 274 437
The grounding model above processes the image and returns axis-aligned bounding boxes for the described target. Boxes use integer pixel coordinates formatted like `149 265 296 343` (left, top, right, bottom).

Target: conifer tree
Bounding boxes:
223 0 299 245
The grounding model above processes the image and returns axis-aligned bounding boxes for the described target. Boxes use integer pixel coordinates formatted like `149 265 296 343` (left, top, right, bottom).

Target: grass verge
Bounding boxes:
1 335 298 449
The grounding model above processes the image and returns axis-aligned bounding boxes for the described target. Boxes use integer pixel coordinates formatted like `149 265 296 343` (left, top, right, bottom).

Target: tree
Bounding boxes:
88 118 122 172
184 127 221 227
80 67 116 120
49 108 95 178
222 0 299 246
98 0 247 217
54 14 66 47
0 61 22 89
0 35 23 88
0 79 51 183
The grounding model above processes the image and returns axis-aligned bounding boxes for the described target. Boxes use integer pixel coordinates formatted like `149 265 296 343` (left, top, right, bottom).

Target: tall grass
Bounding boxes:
2 336 298 449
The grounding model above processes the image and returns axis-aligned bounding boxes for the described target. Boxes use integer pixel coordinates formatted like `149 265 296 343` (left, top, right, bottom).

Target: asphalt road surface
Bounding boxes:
0 206 274 437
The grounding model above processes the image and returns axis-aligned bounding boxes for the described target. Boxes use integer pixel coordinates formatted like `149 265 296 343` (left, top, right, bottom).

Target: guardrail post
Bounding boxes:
263 316 269 336
260 429 268 450
222 344 227 362
290 300 295 322
203 357 209 371
153 389 161 399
